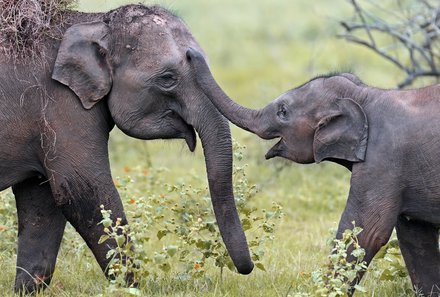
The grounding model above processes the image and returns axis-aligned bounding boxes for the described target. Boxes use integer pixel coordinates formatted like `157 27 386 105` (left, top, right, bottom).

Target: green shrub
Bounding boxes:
287 224 411 297
371 239 408 281
309 223 367 297
98 140 283 294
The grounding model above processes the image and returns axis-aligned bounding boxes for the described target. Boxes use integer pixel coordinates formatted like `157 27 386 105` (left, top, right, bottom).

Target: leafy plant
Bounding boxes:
288 223 368 297
288 225 412 297
310 223 368 297
98 140 283 293
98 207 142 295
371 238 408 281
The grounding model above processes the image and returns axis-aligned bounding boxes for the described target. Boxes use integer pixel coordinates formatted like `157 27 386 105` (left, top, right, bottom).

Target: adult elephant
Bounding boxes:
186 48 440 296
0 5 253 293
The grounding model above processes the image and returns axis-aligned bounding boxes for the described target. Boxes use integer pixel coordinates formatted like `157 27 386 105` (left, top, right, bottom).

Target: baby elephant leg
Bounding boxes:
12 177 67 294
396 216 440 296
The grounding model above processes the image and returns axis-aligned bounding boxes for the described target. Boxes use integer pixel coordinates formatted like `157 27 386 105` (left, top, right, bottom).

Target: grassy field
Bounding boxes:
0 0 425 296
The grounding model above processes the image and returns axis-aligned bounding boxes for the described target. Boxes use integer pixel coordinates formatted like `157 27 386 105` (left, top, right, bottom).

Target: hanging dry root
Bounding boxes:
0 0 77 59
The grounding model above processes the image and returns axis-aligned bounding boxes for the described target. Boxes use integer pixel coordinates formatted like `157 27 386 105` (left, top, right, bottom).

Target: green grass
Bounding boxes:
0 0 420 296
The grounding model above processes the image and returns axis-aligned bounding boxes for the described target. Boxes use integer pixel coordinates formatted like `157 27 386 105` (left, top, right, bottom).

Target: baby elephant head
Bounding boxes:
186 48 368 165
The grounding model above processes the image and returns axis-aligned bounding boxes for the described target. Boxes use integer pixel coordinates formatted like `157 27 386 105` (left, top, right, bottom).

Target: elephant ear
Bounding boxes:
52 22 112 109
313 98 368 163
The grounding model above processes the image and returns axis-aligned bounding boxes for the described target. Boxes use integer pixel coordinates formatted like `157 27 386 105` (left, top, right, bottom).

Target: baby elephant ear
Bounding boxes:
52 22 112 109
313 98 368 163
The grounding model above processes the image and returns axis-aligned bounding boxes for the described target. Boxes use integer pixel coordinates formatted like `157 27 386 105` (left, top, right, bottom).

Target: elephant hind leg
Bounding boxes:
12 177 66 294
396 216 440 296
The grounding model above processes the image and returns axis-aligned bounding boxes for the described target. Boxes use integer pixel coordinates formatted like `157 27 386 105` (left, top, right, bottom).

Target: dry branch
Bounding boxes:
0 0 77 59
340 0 440 88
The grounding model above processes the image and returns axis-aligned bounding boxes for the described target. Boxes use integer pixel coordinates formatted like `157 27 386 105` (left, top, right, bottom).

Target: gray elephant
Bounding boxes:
186 48 440 296
0 5 254 293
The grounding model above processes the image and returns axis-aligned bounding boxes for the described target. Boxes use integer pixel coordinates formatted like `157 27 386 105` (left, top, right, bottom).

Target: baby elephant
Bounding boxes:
186 48 440 296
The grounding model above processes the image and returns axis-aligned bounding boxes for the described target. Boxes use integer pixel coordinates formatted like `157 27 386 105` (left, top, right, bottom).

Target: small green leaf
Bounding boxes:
127 287 141 296
157 230 168 240
106 249 115 259
179 249 190 260
226 258 235 272
159 262 171 272
206 221 217 232
166 245 178 257
255 262 266 272
115 235 125 246
98 235 110 244
154 253 167 264
241 218 252 231
262 223 274 233
101 218 112 228
354 284 367 293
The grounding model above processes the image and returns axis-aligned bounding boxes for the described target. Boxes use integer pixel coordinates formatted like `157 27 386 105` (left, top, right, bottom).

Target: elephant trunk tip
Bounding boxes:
186 47 208 72
265 153 275 160
186 48 192 60
236 260 254 275
186 47 200 62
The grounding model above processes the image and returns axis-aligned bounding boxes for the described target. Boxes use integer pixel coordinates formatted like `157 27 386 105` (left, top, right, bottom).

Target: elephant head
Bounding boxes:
51 5 253 274
186 48 368 167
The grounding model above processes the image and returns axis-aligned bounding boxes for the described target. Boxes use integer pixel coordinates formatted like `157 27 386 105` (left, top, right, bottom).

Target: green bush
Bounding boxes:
309 223 367 297
287 224 410 297
98 140 283 294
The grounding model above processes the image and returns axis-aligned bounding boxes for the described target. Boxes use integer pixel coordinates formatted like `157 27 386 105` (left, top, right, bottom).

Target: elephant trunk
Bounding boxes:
191 101 254 274
186 48 271 139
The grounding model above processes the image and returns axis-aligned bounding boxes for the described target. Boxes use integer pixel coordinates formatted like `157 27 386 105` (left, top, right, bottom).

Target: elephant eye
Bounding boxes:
277 105 288 119
156 72 178 90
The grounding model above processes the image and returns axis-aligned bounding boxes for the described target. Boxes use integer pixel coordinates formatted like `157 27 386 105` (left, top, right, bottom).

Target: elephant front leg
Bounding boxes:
336 186 399 296
396 216 440 296
12 176 67 294
52 173 135 285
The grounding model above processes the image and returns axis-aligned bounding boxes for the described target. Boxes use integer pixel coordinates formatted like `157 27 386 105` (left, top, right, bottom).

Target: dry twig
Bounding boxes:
340 0 440 88
0 0 77 60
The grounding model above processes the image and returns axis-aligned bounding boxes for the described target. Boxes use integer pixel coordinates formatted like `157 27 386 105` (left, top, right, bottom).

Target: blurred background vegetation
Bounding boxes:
2 0 437 295
83 0 423 296
79 0 411 212
78 0 435 176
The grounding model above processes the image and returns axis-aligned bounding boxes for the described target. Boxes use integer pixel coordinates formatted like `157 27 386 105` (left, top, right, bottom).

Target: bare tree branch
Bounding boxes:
350 0 376 47
339 33 411 72
340 0 440 88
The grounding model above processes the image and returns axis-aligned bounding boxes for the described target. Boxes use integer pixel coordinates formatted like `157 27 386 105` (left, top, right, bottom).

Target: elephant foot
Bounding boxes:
14 269 53 295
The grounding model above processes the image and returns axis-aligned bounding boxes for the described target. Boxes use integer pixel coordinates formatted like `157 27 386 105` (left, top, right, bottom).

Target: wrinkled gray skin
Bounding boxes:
187 48 440 296
0 5 253 294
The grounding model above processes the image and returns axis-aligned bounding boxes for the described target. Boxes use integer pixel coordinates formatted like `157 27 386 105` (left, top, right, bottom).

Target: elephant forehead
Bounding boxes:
140 16 195 47
135 28 199 68
107 5 201 66
106 4 172 25
151 15 167 26
130 36 185 69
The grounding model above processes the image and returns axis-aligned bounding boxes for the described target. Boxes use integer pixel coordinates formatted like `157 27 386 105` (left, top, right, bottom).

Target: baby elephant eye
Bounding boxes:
277 105 287 119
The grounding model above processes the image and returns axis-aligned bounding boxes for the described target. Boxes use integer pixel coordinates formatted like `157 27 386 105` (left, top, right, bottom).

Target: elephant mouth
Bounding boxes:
265 138 284 160
175 115 196 152
184 124 197 152
165 109 197 152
